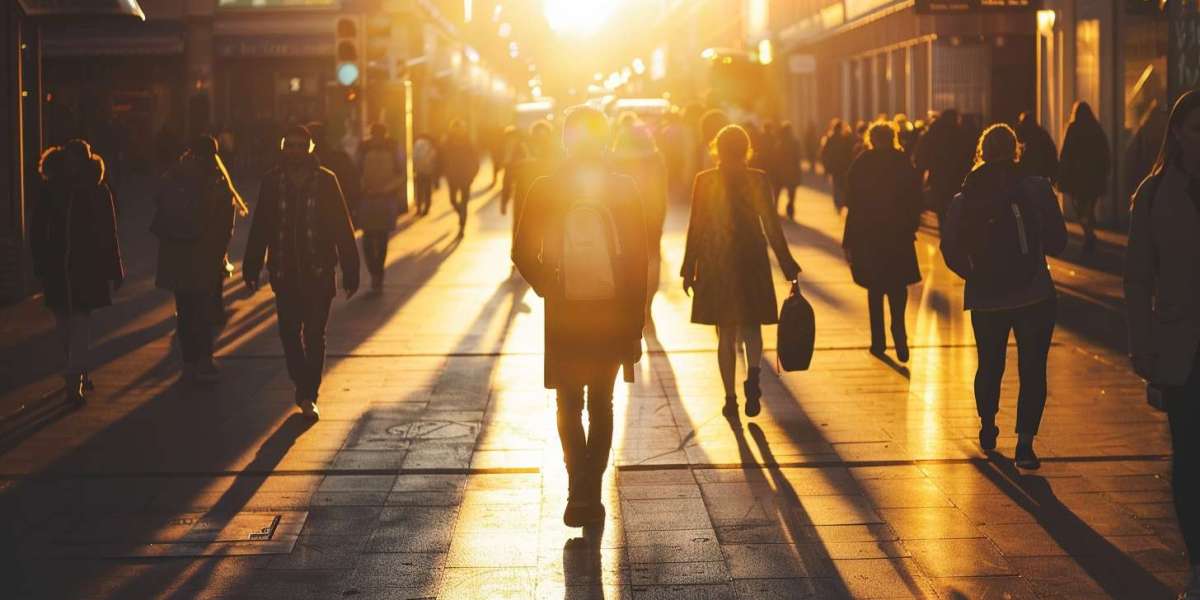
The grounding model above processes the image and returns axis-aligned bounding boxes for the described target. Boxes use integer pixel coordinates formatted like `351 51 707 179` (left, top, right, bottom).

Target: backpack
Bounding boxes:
559 184 622 302
150 172 205 241
964 177 1043 294
778 282 816 372
361 144 402 195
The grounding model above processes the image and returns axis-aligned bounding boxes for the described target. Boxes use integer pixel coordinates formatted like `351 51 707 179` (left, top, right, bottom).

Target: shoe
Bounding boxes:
193 359 220 384
300 397 319 420
563 493 591 527
869 344 886 357
979 423 999 451
82 370 95 391
743 368 762 418
721 395 738 419
1015 440 1041 470
65 374 86 406
893 335 910 363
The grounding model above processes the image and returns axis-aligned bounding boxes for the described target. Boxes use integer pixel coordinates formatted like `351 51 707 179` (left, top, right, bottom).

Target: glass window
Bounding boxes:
1075 19 1101 116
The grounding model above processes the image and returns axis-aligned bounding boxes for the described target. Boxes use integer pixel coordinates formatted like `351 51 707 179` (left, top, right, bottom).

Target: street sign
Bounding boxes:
915 0 1041 13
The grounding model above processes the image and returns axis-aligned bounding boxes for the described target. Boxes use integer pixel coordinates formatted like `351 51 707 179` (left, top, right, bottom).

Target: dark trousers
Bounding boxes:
415 176 434 215
275 289 334 401
970 296 1056 435
175 291 214 363
867 287 907 350
449 183 470 232
1168 355 1200 565
556 358 621 496
361 230 389 281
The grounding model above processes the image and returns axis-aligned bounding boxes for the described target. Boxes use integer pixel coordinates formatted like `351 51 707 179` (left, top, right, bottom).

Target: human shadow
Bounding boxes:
868 350 911 379
562 521 608 599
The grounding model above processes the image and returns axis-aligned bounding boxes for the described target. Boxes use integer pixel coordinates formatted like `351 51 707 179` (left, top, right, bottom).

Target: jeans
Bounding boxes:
361 230 389 281
556 358 620 495
449 183 470 232
867 287 908 350
275 289 334 401
53 311 91 381
415 176 434 215
1168 353 1200 566
175 291 214 363
971 296 1056 435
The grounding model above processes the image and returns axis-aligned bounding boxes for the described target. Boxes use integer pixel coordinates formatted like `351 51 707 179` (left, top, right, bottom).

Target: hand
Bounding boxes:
243 271 259 293
627 338 644 364
682 276 695 297
1131 353 1155 381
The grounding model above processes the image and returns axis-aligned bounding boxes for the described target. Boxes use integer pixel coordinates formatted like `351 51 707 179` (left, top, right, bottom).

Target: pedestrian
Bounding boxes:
819 119 854 212
1124 90 1200 600
894 113 919 158
915 109 975 228
1014 111 1058 180
681 125 802 419
940 123 1067 469
610 114 668 332
412 133 440 217
441 119 480 238
153 136 243 383
803 120 821 180
698 109 729 172
499 130 529 216
307 121 362 217
850 120 870 160
357 123 406 292
1057 101 1111 254
507 120 562 250
512 106 648 527
842 121 923 362
243 125 360 420
493 125 524 195
774 121 803 220
30 139 125 404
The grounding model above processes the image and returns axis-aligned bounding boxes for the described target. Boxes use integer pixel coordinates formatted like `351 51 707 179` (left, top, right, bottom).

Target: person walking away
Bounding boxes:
1015 111 1058 180
611 116 669 333
499 132 530 216
941 124 1067 469
494 125 524 198
1124 90 1200 600
307 121 361 217
916 109 974 228
441 119 480 238
153 136 242 383
1057 101 1111 254
820 119 855 212
358 123 406 292
508 120 563 251
682 125 802 419
843 122 923 362
31 139 125 404
412 133 440 217
775 122 803 220
243 125 360 420
513 106 648 527
698 109 730 173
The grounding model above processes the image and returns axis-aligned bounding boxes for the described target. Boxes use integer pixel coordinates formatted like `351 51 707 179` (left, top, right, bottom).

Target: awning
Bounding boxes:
18 0 146 21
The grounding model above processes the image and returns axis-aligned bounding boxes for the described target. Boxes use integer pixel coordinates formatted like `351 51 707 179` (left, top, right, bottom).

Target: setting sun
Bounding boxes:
542 0 625 35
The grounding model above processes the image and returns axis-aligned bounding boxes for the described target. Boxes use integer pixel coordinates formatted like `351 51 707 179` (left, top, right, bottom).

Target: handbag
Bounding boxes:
777 281 815 371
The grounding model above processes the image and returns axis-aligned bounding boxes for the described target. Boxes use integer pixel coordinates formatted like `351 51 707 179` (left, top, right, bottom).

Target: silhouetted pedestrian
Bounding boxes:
441 120 480 238
507 120 562 249
682 125 801 419
153 136 244 384
941 124 1067 470
1015 111 1058 180
1057 101 1111 253
31 139 125 405
357 123 406 292
307 121 361 217
243 125 360 420
1124 90 1200 600
512 106 648 527
774 122 803 219
611 114 668 333
916 109 974 227
499 130 529 216
412 133 440 217
698 109 730 172
819 119 854 211
843 122 923 362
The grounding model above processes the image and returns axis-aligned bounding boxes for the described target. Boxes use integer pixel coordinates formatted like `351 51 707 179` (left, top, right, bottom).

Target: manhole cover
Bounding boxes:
386 420 476 440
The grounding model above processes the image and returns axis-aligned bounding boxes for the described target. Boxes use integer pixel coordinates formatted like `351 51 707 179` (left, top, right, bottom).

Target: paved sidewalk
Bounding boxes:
0 177 1183 599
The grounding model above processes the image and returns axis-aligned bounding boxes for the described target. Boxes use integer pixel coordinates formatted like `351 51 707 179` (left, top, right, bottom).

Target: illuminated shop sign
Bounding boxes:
915 0 1041 13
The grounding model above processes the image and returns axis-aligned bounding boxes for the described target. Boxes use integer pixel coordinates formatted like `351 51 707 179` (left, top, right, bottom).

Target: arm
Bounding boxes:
939 193 972 279
756 173 801 280
242 178 274 283
1124 178 1158 364
1035 178 1068 256
324 173 360 293
513 177 550 296
680 172 704 282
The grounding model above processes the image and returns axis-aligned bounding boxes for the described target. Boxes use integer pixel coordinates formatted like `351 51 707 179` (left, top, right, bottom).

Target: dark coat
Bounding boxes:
1057 118 1111 199
154 161 236 293
1016 121 1059 180
681 167 801 326
915 119 974 208
842 148 923 290
512 161 648 389
774 134 803 187
440 133 480 187
820 132 854 180
243 157 360 296
30 148 124 312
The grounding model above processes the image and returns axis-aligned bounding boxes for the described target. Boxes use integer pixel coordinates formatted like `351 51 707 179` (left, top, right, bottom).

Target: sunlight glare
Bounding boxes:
543 0 625 35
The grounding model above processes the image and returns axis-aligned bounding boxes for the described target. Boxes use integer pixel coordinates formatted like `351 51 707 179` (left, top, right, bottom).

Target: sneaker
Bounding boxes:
894 340 910 363
743 369 762 418
300 397 319 420
721 396 738 419
1015 441 1041 470
979 423 999 451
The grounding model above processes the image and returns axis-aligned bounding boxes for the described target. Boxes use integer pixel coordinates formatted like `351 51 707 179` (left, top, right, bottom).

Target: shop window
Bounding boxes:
1075 19 1102 117
932 42 989 125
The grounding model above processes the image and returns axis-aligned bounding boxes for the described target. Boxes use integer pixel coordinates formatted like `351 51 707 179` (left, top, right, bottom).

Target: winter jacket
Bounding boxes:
154 160 236 293
30 148 124 312
915 120 975 210
440 133 480 187
843 148 923 290
1057 119 1111 199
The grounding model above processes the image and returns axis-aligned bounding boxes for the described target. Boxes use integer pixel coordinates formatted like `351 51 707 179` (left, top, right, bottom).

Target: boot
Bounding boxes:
582 460 607 524
978 419 999 451
893 328 909 363
1015 435 1041 470
743 367 762 418
562 462 591 527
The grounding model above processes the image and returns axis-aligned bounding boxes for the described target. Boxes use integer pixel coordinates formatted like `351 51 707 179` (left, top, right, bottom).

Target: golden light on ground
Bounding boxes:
542 0 626 35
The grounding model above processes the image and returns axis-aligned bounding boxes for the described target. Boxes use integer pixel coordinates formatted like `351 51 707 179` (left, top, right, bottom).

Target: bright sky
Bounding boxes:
542 0 626 35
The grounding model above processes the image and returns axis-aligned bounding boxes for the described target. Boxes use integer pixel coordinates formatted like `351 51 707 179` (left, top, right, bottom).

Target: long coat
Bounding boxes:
1057 118 1111 199
512 161 648 389
681 167 801 326
154 162 237 294
842 148 923 290
30 149 125 312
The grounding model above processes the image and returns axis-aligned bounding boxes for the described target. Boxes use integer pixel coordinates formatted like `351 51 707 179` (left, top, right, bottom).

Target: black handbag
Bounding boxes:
777 281 815 372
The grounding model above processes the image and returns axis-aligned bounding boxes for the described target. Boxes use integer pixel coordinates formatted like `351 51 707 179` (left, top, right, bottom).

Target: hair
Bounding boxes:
562 105 610 158
1150 90 1200 178
284 124 313 143
712 124 752 167
974 123 1022 167
866 120 902 152
1070 101 1096 124
369 122 388 138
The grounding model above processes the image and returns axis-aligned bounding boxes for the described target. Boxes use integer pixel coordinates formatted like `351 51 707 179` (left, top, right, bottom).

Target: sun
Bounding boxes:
542 0 626 36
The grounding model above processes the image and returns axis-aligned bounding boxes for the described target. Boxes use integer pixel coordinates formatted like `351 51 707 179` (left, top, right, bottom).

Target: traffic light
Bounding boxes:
335 17 361 87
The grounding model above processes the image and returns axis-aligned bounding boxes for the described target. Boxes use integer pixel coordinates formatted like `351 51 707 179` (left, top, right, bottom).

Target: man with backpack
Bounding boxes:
941 124 1067 470
512 106 648 527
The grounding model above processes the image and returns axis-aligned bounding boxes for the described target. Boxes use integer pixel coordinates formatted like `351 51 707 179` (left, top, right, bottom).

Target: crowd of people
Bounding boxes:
25 91 1200 599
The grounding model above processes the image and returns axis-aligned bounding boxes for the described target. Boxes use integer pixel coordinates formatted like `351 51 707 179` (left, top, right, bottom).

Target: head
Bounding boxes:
712 124 752 168
973 123 1022 168
1070 101 1096 124
700 109 730 144
562 106 610 160
280 125 316 165
866 121 902 152
304 121 327 151
185 135 219 167
1151 90 1200 176
528 119 558 157
369 122 388 140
